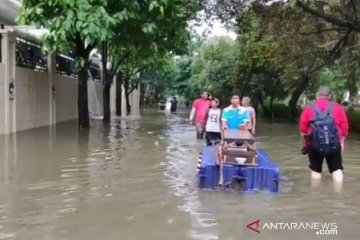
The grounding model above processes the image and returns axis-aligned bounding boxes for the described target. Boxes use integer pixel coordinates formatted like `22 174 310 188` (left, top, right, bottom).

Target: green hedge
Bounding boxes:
259 104 360 123
347 109 360 123
259 103 299 120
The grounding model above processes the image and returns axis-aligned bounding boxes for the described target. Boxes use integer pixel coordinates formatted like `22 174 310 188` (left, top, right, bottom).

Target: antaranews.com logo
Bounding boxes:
246 219 338 236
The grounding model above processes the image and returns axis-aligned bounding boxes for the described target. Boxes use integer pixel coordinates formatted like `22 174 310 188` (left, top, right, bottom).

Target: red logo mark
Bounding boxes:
246 219 261 233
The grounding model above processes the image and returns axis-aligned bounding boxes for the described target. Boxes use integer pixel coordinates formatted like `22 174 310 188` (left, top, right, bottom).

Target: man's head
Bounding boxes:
211 98 219 108
317 86 331 99
230 93 241 107
242 96 251 106
200 91 209 100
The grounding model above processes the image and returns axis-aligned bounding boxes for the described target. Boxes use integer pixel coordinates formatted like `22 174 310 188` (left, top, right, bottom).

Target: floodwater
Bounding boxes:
0 110 359 240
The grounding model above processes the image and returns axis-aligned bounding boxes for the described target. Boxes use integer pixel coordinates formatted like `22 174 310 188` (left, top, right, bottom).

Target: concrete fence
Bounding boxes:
0 29 140 135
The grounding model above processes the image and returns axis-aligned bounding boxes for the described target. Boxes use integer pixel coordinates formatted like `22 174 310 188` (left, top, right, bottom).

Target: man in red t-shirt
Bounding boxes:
299 86 349 182
189 91 211 139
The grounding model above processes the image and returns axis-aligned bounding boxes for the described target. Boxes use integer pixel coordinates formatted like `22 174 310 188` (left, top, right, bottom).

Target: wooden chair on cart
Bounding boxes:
217 129 257 186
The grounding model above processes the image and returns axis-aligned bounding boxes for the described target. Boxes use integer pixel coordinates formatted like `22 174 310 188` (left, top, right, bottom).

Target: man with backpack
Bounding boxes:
299 86 349 182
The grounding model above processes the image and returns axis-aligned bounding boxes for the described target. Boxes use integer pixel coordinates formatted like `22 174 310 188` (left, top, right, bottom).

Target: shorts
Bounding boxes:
195 123 206 139
308 148 343 173
205 132 221 146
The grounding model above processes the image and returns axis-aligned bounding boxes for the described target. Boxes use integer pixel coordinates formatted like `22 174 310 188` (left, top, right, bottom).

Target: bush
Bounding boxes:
259 103 300 120
347 109 360 123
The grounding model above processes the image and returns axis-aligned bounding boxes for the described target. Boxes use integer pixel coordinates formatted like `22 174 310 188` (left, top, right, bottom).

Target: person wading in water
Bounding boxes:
217 92 251 186
205 98 222 146
299 86 349 183
222 93 250 131
242 96 256 135
189 91 211 139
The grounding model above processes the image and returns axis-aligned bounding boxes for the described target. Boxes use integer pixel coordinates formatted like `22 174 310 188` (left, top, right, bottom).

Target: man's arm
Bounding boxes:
252 110 256 130
189 100 197 123
337 105 349 150
189 108 196 122
219 110 223 129
299 106 311 150
221 109 228 130
240 110 251 129
251 108 256 133
299 106 311 136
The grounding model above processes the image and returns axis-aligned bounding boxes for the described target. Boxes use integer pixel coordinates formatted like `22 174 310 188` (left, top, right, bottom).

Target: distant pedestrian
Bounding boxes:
170 97 178 112
299 86 349 182
205 98 221 145
158 98 166 111
242 96 256 135
189 91 211 139
184 100 190 109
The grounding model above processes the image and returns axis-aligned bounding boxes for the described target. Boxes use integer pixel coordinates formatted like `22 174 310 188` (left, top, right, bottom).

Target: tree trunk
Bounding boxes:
349 87 358 99
257 91 265 109
347 71 358 100
101 41 111 123
103 82 111 122
269 94 275 121
125 92 131 115
78 67 90 128
288 76 310 122
123 78 131 115
347 33 358 100
115 72 122 116
257 90 272 118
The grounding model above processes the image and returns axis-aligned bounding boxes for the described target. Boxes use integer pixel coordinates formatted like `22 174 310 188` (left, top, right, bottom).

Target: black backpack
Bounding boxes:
310 102 340 155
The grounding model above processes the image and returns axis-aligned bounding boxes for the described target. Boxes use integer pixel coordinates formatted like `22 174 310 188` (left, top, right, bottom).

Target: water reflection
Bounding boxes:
0 112 359 240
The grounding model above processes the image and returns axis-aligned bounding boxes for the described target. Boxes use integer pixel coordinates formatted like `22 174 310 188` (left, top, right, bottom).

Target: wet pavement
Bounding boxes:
0 110 359 240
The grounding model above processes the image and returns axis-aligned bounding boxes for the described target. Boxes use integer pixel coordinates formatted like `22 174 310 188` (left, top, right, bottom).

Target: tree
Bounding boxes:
205 1 354 121
189 37 237 104
19 0 115 128
295 0 360 99
233 7 288 118
102 0 202 119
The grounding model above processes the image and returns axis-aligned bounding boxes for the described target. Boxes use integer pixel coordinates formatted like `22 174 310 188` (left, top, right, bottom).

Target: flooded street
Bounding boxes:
0 110 359 240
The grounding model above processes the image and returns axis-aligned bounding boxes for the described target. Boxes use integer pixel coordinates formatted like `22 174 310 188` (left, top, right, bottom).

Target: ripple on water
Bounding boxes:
0 114 359 240
164 116 220 240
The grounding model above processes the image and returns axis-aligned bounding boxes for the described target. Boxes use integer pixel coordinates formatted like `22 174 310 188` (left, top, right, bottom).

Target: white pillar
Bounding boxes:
110 75 116 114
0 29 16 134
47 53 56 125
131 87 140 116
121 85 126 116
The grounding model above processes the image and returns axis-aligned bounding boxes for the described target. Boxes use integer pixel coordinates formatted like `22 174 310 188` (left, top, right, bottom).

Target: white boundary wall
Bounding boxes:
0 29 140 135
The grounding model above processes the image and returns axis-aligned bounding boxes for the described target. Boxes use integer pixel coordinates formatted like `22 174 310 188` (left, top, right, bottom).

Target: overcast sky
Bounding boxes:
189 11 237 40
195 19 237 39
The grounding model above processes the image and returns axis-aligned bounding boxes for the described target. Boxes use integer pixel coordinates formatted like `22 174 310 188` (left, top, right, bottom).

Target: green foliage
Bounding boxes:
259 103 300 120
199 1 360 122
190 37 237 103
19 0 201 122
19 0 115 63
234 7 288 109
349 110 360 123
142 55 195 102
314 65 346 101
173 56 195 99
106 0 201 94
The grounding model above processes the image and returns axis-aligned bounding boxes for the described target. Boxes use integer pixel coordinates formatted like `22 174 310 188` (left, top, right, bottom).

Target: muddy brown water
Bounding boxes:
0 111 359 240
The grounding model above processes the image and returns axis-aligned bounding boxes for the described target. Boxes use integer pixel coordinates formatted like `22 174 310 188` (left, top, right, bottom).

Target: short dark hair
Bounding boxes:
232 90 241 98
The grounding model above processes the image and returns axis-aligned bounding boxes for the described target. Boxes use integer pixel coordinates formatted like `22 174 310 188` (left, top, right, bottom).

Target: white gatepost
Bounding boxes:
47 53 56 125
0 29 17 134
